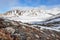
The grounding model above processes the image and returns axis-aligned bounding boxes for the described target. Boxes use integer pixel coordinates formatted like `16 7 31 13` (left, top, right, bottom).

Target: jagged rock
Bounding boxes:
5 27 15 34
0 29 13 40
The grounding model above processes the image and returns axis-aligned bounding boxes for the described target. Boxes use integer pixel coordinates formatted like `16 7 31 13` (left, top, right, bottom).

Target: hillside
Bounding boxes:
0 7 60 40
0 17 60 40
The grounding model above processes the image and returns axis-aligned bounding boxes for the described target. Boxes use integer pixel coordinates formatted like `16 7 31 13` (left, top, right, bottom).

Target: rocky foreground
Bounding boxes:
0 17 60 40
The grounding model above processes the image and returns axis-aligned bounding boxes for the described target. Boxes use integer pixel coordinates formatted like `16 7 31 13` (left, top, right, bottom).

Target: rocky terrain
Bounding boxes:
0 16 60 40
0 8 60 40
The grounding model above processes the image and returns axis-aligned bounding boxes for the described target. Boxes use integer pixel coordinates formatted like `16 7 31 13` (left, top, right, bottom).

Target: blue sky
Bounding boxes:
0 0 60 13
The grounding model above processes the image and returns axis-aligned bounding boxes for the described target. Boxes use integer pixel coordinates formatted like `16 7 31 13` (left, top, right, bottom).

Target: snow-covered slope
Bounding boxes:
1 8 60 23
0 7 60 32
0 7 60 23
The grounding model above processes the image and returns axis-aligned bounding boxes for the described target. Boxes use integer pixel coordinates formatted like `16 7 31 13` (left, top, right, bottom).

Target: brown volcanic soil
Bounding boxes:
0 18 60 40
